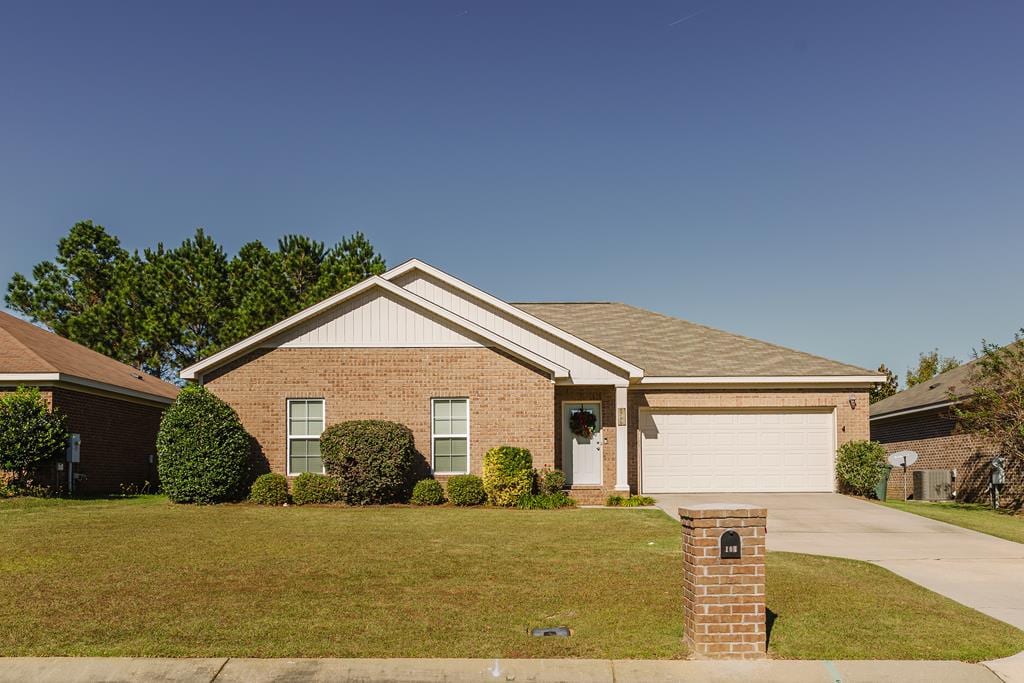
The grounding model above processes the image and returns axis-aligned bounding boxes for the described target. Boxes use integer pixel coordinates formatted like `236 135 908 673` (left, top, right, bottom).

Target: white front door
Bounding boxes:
563 402 602 486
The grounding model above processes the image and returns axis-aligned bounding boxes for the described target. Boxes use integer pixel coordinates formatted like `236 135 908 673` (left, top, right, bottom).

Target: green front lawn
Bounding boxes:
1 496 1021 660
883 500 1024 545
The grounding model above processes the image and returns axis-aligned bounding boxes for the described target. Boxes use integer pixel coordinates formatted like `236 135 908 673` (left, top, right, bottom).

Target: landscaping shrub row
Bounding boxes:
155 388 576 509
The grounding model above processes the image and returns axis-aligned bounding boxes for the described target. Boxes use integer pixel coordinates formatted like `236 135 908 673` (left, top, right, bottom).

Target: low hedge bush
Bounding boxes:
606 494 656 507
836 440 889 497
249 473 290 505
516 492 576 509
321 420 417 505
291 472 341 505
483 446 534 507
538 468 566 494
411 479 446 505
157 385 252 504
446 474 486 506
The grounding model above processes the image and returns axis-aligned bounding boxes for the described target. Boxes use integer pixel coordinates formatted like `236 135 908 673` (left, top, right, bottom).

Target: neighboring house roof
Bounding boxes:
514 302 874 378
870 359 978 420
0 311 179 403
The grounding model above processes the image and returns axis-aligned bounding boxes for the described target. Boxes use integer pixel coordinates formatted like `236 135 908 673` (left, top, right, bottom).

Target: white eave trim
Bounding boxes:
637 375 885 385
0 373 175 405
870 400 960 422
0 373 61 382
382 259 644 379
180 276 570 381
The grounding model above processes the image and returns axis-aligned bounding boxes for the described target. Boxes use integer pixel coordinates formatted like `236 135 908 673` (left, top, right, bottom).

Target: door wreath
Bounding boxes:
569 409 598 439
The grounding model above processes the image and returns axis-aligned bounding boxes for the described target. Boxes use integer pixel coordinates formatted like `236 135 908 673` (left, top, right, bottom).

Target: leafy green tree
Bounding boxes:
870 364 899 404
5 221 150 369
0 387 68 482
906 349 960 387
146 229 233 372
7 222 387 380
954 334 1024 478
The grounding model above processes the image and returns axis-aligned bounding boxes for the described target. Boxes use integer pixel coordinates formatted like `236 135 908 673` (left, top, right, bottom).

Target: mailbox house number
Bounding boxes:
720 530 741 559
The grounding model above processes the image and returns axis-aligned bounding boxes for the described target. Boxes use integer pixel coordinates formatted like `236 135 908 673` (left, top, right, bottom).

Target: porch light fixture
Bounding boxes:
848 394 857 410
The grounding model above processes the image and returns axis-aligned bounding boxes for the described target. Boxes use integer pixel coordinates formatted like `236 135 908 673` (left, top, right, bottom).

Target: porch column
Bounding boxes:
615 385 629 491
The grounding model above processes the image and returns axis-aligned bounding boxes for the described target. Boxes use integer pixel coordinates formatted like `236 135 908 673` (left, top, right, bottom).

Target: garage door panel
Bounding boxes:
641 410 835 493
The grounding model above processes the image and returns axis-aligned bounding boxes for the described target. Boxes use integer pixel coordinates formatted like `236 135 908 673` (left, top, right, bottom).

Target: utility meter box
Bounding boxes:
66 434 81 463
913 469 952 501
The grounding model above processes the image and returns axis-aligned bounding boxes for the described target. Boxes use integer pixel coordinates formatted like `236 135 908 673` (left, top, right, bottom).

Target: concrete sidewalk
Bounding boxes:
0 657 1015 683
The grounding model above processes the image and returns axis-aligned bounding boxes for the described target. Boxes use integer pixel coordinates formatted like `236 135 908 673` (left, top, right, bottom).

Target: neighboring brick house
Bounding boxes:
871 360 1020 506
182 259 880 501
0 311 179 495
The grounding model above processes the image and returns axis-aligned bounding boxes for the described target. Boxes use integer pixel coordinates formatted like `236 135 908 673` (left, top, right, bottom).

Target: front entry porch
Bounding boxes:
554 385 629 503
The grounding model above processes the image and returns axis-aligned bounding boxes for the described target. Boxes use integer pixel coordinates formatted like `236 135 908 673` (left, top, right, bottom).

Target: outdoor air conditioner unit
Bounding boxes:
913 469 953 501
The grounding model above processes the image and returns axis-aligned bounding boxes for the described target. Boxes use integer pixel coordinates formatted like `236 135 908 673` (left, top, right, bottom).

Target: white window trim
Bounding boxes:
431 397 470 475
287 398 326 476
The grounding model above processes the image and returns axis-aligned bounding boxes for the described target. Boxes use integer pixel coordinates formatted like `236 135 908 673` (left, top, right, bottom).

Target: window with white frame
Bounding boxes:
287 399 325 475
432 398 469 474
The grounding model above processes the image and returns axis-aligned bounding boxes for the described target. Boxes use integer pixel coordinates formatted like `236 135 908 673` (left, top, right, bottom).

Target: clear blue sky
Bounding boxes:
1 1 1021 381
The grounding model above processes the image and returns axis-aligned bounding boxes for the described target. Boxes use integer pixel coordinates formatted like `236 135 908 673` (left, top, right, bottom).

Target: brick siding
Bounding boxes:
872 407 1020 507
628 389 870 493
202 347 554 480
1 385 164 495
681 505 767 659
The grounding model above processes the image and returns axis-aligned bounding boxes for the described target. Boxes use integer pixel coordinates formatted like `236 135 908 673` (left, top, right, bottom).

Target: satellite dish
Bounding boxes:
889 450 918 468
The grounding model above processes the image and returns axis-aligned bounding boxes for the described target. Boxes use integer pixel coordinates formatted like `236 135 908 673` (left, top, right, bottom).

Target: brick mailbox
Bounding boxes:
680 503 767 659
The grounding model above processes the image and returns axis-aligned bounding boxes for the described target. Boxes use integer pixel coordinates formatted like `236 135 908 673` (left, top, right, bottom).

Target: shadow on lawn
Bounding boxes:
766 608 778 649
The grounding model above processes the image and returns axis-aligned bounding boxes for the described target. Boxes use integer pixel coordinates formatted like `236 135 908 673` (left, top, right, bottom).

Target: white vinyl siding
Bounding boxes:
288 399 325 475
432 398 469 474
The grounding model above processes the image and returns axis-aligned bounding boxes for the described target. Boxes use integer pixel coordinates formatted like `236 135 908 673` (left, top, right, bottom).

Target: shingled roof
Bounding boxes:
513 302 872 378
870 359 978 419
0 311 179 402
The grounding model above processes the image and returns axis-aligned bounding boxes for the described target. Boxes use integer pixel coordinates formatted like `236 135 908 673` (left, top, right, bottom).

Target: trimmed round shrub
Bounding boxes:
0 386 68 481
157 385 251 504
446 474 486 506
291 472 342 505
321 420 417 505
411 479 446 506
483 446 534 507
539 468 566 495
836 440 889 497
249 473 290 505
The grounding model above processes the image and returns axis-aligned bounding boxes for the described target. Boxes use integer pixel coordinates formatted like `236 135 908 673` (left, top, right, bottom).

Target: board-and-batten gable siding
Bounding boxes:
268 289 484 348
392 271 628 384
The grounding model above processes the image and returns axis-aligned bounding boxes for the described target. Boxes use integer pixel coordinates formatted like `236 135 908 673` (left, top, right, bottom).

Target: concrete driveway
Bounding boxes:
656 493 1024 630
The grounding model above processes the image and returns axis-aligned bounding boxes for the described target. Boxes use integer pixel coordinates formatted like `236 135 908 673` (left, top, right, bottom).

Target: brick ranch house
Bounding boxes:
0 311 179 495
181 260 881 501
871 360 1021 507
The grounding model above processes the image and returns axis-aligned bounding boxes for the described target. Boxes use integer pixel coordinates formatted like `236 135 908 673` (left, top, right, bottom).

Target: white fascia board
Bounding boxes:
0 373 175 405
180 276 569 381
0 373 61 382
870 400 959 421
637 375 885 385
382 259 644 379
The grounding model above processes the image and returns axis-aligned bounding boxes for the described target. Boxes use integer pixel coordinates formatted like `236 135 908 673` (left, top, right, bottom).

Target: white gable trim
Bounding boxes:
382 259 643 379
179 277 569 381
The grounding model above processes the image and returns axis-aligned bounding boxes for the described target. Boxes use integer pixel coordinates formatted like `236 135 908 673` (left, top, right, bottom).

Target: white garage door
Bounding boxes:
640 410 835 493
